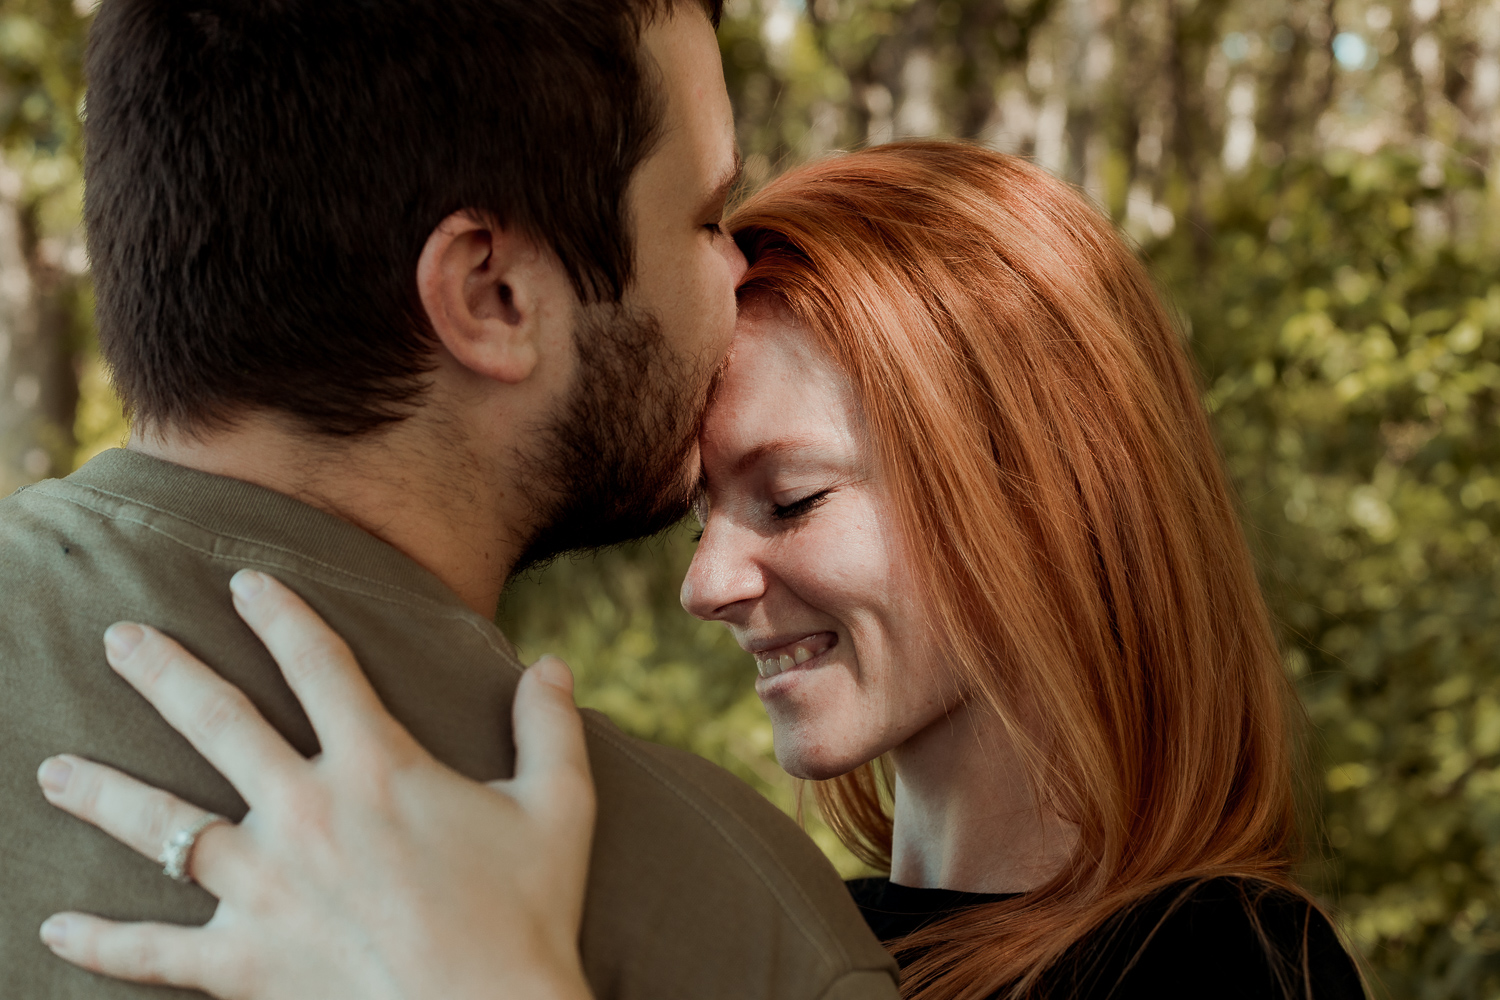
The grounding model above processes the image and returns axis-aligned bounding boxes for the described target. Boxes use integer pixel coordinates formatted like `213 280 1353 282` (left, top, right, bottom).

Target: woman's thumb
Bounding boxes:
506 655 594 830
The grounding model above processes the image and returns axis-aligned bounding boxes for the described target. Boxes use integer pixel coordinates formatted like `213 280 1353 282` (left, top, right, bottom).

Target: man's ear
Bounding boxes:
416 211 565 385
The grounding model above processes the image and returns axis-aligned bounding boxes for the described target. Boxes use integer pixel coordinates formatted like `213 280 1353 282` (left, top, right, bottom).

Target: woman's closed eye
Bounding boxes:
687 489 835 542
772 490 833 522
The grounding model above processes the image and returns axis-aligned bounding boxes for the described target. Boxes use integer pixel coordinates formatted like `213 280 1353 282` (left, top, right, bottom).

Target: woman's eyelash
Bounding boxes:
772 490 832 521
690 491 833 539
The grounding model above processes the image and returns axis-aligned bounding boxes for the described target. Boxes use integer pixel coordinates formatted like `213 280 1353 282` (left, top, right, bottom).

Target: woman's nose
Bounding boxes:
680 522 767 622
720 228 749 287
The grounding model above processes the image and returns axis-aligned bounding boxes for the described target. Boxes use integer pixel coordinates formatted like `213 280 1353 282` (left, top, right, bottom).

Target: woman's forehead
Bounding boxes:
713 313 845 412
701 313 865 469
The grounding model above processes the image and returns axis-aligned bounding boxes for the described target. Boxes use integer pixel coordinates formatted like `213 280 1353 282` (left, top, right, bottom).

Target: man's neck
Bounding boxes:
129 414 525 617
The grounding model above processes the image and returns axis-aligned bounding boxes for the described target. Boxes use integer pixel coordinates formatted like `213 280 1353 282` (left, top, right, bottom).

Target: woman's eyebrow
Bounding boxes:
731 437 825 474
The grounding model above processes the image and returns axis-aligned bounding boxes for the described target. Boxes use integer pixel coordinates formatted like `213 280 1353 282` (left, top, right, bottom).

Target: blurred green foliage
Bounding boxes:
0 0 93 491
0 0 84 217
1167 144 1500 996
0 0 1493 993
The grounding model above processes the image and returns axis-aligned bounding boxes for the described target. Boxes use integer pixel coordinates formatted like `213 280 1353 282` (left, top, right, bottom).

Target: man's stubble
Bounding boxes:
513 302 716 573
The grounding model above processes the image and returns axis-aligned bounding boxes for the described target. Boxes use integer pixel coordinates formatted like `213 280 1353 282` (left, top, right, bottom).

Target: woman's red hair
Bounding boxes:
727 142 1308 999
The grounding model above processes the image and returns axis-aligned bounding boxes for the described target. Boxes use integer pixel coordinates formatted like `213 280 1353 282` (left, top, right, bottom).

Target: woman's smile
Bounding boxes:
748 630 838 679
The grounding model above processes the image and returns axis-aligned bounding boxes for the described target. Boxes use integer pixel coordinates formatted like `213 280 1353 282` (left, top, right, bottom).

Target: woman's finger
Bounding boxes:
36 755 240 897
501 656 595 833
40 913 220 990
104 622 305 803
227 571 398 756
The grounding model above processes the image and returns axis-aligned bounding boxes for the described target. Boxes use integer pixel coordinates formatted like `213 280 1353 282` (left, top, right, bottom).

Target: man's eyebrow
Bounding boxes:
705 150 745 214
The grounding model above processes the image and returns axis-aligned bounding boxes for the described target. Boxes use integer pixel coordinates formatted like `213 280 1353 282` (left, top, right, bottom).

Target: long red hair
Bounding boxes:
727 142 1308 999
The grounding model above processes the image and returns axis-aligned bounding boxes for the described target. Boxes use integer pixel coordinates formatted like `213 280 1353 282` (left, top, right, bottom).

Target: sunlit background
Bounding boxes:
1 0 1498 994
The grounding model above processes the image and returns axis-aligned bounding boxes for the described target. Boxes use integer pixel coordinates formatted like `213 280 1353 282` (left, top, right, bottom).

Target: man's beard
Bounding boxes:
513 302 711 573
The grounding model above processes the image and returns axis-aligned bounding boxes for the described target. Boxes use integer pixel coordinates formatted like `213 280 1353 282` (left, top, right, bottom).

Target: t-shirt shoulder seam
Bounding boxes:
29 480 447 605
27 484 527 677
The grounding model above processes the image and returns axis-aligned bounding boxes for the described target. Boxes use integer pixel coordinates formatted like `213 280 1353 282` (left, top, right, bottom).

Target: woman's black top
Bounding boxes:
847 876 1365 998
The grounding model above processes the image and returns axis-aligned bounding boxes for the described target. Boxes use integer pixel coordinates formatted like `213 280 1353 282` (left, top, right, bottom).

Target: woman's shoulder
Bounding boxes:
1051 877 1366 1000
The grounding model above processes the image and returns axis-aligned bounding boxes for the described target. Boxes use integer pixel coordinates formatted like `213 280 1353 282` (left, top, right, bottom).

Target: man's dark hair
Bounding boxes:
84 0 723 435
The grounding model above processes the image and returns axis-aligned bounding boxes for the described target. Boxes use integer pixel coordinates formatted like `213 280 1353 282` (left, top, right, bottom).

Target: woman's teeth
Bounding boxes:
758 649 807 678
754 634 834 678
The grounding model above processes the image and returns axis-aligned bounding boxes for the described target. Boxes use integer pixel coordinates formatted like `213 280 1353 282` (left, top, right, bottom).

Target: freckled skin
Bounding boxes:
680 305 965 781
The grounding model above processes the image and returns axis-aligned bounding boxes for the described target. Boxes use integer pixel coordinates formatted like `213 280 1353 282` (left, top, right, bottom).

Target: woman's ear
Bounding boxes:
416 211 564 385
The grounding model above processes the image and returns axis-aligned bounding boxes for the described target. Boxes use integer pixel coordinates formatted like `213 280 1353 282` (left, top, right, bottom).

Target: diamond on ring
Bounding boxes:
158 812 224 884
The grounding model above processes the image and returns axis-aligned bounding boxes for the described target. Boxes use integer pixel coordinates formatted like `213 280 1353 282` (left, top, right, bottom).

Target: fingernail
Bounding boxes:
40 915 67 948
103 623 145 662
37 757 73 795
533 656 574 693
230 569 267 602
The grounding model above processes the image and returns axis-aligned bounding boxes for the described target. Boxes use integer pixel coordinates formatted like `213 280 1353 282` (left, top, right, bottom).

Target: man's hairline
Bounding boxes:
637 0 723 31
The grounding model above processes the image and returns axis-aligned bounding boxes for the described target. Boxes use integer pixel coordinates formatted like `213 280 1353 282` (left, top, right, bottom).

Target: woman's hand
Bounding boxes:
34 570 596 1000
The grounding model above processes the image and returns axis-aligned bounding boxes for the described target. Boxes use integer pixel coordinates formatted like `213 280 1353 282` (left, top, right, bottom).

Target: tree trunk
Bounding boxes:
0 161 78 496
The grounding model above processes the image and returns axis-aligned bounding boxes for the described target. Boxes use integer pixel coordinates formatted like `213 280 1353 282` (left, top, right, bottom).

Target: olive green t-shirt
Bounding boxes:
0 448 898 999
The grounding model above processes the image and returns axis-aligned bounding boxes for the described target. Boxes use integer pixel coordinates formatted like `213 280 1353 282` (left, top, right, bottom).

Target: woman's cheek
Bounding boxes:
790 512 892 604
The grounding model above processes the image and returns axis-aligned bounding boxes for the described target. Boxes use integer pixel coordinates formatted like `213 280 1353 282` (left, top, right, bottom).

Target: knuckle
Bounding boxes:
192 689 250 743
125 931 163 981
285 640 339 684
363 721 421 769
277 785 336 841
137 791 181 850
342 757 402 810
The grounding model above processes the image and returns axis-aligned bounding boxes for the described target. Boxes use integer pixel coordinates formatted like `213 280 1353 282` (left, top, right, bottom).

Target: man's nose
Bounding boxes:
680 522 766 622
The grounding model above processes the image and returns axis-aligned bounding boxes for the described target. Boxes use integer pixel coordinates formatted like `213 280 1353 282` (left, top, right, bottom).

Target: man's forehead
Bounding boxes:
640 7 733 153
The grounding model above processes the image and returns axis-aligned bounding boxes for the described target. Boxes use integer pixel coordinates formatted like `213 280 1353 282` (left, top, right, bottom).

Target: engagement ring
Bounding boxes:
158 812 225 884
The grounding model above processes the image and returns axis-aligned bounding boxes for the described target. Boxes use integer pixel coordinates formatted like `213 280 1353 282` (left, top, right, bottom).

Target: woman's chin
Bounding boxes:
763 669 891 779
772 734 878 782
